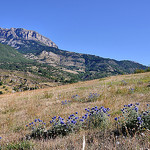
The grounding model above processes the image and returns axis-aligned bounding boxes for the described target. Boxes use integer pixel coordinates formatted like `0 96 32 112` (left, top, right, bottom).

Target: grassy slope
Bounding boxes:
0 43 33 63
0 43 81 84
0 72 149 149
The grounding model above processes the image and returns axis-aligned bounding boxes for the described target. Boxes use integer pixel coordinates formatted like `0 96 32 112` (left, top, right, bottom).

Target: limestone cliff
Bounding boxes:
0 27 58 48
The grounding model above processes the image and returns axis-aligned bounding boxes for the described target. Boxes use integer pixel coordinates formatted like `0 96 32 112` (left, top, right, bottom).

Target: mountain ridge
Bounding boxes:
0 27 148 82
0 27 58 49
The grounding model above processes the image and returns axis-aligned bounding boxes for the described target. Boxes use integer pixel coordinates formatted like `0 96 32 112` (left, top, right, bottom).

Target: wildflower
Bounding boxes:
61 121 64 124
135 107 138 112
79 119 84 121
0 137 2 140
114 117 118 121
137 117 141 121
75 112 78 114
103 108 107 113
107 108 110 111
73 121 77 124
34 119 37 122
26 125 28 127
128 104 131 107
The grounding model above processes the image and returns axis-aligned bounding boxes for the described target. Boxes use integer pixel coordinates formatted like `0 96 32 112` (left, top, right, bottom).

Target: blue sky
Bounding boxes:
0 0 150 66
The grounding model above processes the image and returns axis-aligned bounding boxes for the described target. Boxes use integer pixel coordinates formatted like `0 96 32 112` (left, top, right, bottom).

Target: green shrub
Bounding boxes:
114 103 150 136
26 119 46 139
85 106 110 129
0 81 3 86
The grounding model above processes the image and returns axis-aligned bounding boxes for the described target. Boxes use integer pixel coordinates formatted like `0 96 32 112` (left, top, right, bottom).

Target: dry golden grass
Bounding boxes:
0 72 150 149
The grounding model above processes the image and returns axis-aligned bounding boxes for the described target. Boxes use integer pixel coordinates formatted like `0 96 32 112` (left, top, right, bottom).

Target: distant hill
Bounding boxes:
0 43 81 93
0 27 148 82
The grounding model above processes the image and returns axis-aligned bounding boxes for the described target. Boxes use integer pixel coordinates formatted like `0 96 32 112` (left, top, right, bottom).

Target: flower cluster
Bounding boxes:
71 94 80 101
121 80 127 85
61 100 71 105
87 93 100 102
48 112 82 137
114 103 150 136
85 106 110 128
129 88 134 94
26 119 46 139
26 106 110 139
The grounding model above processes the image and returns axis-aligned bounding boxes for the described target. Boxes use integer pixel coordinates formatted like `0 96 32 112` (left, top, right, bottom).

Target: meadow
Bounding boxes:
0 72 149 150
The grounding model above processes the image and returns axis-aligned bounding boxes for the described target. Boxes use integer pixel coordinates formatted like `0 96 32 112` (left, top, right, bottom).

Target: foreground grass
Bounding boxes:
0 72 150 149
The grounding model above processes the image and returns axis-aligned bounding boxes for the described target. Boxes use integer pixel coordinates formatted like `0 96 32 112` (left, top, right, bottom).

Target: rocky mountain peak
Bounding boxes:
0 27 58 48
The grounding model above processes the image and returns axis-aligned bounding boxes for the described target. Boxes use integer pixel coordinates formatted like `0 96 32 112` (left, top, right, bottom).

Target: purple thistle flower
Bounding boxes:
73 121 77 124
107 108 110 111
135 107 138 112
114 117 118 121
137 117 141 121
103 108 107 113
79 119 84 121
61 121 64 124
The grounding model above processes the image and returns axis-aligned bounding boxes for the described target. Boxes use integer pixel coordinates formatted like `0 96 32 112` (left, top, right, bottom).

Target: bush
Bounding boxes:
0 81 3 86
26 119 46 139
26 105 110 139
86 93 100 102
84 106 110 129
48 113 82 138
114 103 150 136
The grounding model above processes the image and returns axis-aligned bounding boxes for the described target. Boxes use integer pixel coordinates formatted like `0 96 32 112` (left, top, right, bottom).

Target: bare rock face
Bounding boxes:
0 27 58 48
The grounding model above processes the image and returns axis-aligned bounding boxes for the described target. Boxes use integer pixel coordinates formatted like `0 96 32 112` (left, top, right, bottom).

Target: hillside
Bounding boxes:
16 39 147 79
0 72 149 149
0 43 82 93
0 27 148 81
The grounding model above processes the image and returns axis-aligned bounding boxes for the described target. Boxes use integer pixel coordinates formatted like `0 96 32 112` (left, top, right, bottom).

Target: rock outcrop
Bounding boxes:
0 27 58 48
